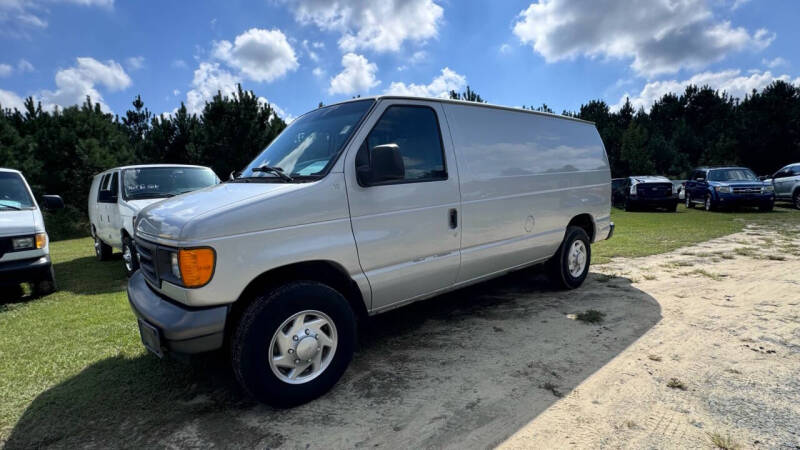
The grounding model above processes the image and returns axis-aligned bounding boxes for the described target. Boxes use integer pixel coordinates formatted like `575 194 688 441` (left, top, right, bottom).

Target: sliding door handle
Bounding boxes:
448 208 458 229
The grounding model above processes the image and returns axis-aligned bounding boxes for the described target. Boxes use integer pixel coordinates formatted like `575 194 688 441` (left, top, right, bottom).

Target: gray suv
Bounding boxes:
770 163 800 209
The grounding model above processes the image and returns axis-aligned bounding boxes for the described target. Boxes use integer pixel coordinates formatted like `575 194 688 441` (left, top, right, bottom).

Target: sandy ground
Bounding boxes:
5 224 799 449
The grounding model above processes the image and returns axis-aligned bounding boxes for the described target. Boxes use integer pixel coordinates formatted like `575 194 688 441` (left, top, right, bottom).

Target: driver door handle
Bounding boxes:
448 208 458 229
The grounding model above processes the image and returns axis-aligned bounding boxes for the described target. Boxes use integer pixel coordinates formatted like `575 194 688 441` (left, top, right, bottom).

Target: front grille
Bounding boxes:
0 237 10 259
134 237 159 287
636 182 674 198
732 186 762 195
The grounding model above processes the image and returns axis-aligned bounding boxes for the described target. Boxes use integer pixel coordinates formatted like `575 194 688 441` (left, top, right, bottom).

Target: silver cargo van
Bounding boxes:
128 96 613 406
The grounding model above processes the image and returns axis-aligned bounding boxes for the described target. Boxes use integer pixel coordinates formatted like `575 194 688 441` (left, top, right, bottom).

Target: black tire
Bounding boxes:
122 235 139 277
793 190 800 210
231 281 357 407
704 194 714 211
94 234 112 261
685 194 693 208
669 201 678 212
34 266 57 297
624 199 635 212
547 226 591 290
759 201 774 212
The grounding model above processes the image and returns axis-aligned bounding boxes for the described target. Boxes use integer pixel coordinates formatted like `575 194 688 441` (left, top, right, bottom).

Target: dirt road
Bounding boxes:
6 225 799 449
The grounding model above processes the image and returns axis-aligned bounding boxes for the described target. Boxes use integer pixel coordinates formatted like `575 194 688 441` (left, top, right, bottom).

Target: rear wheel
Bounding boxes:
624 199 636 212
94 234 112 261
669 201 678 212
548 226 591 290
122 236 139 277
793 190 800 210
231 281 357 407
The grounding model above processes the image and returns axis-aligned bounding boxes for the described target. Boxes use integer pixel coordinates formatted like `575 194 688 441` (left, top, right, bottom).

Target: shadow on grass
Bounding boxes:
5 269 662 449
52 255 128 296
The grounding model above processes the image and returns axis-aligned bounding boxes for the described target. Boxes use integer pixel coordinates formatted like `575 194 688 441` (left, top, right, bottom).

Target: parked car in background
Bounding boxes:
612 176 678 211
769 163 800 209
671 179 687 201
128 96 614 407
88 164 220 276
684 166 774 212
0 168 64 298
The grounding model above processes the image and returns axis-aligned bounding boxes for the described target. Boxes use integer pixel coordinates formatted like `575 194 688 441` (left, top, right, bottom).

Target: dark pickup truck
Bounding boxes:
612 176 678 212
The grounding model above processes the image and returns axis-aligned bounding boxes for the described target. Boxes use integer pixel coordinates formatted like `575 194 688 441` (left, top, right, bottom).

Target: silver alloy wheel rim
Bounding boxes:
94 238 101 256
705 196 711 211
268 310 337 385
686 195 690 207
795 194 800 209
567 240 587 278
123 244 133 272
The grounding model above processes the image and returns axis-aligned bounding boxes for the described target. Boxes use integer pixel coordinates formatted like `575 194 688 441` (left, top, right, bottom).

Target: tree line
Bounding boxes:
2 81 799 237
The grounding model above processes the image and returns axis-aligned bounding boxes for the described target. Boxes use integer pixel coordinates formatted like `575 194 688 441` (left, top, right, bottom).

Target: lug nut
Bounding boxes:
305 329 310 335
293 335 298 341
288 349 294 354
295 359 300 364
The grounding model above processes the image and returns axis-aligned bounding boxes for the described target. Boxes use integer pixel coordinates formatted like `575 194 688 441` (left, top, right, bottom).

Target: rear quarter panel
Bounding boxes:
442 104 610 282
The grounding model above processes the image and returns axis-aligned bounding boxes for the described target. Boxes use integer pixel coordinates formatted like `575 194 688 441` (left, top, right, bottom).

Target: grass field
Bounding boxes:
1 204 799 446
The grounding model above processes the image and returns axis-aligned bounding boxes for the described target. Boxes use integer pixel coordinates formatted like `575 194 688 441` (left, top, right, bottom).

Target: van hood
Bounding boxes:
126 198 167 212
136 182 309 241
0 210 36 237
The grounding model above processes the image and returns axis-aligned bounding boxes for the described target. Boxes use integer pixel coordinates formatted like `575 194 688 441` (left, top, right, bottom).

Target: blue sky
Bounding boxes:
1 0 798 121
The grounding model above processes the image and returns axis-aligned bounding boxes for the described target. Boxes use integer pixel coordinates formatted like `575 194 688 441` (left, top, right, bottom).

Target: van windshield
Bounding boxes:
238 100 374 181
708 169 758 182
123 167 219 200
0 172 35 210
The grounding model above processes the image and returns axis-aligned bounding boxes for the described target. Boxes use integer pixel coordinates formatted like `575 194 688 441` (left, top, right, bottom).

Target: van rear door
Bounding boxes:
344 100 461 310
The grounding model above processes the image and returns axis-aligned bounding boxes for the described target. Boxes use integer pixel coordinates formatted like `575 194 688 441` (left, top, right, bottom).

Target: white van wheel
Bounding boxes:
548 226 591 290
231 281 356 407
122 236 139 276
94 235 112 261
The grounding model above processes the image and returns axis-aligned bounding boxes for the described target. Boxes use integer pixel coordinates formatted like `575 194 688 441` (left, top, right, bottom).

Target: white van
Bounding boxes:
1 168 64 297
128 97 613 406
88 164 219 276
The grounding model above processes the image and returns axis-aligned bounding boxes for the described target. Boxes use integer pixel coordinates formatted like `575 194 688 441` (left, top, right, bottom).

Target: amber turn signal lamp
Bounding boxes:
178 248 215 287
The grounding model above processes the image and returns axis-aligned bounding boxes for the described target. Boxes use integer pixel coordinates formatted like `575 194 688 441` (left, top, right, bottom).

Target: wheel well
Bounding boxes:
225 261 368 340
567 214 595 242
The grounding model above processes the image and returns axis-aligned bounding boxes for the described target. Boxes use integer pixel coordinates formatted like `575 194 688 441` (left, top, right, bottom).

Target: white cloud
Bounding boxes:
184 62 240 114
172 59 187 69
730 0 751 10
17 59 34 72
1 0 110 37
0 63 12 77
39 57 131 112
302 39 320 62
615 69 799 111
329 53 379 96
385 67 466 98
172 89 180 96
212 28 298 83
125 56 145 71
763 57 787 69
513 0 774 77
312 67 325 78
59 0 114 6
0 88 25 111
288 0 443 53
499 43 512 54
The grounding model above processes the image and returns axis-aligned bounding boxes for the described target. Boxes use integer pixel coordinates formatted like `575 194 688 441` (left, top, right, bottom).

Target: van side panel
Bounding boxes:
88 174 102 235
442 104 611 282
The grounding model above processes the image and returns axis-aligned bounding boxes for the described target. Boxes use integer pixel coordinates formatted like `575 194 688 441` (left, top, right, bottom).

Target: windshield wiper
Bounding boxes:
0 204 22 211
250 165 294 182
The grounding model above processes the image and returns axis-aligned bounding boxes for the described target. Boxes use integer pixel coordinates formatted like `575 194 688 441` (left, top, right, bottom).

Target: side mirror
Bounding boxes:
369 144 405 184
41 195 64 211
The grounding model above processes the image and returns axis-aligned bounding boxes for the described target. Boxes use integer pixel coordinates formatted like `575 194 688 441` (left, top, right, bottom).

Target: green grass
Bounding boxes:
1 204 799 446
593 205 800 263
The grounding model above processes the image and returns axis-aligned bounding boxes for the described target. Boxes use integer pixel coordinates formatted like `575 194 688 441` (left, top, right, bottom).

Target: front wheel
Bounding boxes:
548 226 591 290
759 201 774 212
122 236 139 277
34 266 57 297
704 194 714 211
231 281 357 407
685 194 693 208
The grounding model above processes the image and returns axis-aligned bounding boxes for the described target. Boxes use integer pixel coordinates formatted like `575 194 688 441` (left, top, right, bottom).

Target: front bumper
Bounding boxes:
0 255 51 286
715 193 774 206
127 271 228 355
607 222 615 240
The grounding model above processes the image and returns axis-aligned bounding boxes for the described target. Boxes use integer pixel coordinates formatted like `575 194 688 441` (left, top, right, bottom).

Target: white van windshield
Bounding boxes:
123 167 219 200
237 100 374 181
0 172 35 211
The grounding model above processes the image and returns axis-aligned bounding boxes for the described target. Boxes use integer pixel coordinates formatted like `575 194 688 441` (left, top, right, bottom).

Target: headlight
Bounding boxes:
12 236 34 250
177 248 215 287
715 186 732 193
630 184 637 195
762 185 774 193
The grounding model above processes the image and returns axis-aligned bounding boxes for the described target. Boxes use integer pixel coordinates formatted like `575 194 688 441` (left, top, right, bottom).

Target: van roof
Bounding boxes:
324 95 596 126
0 167 23 174
95 164 212 175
